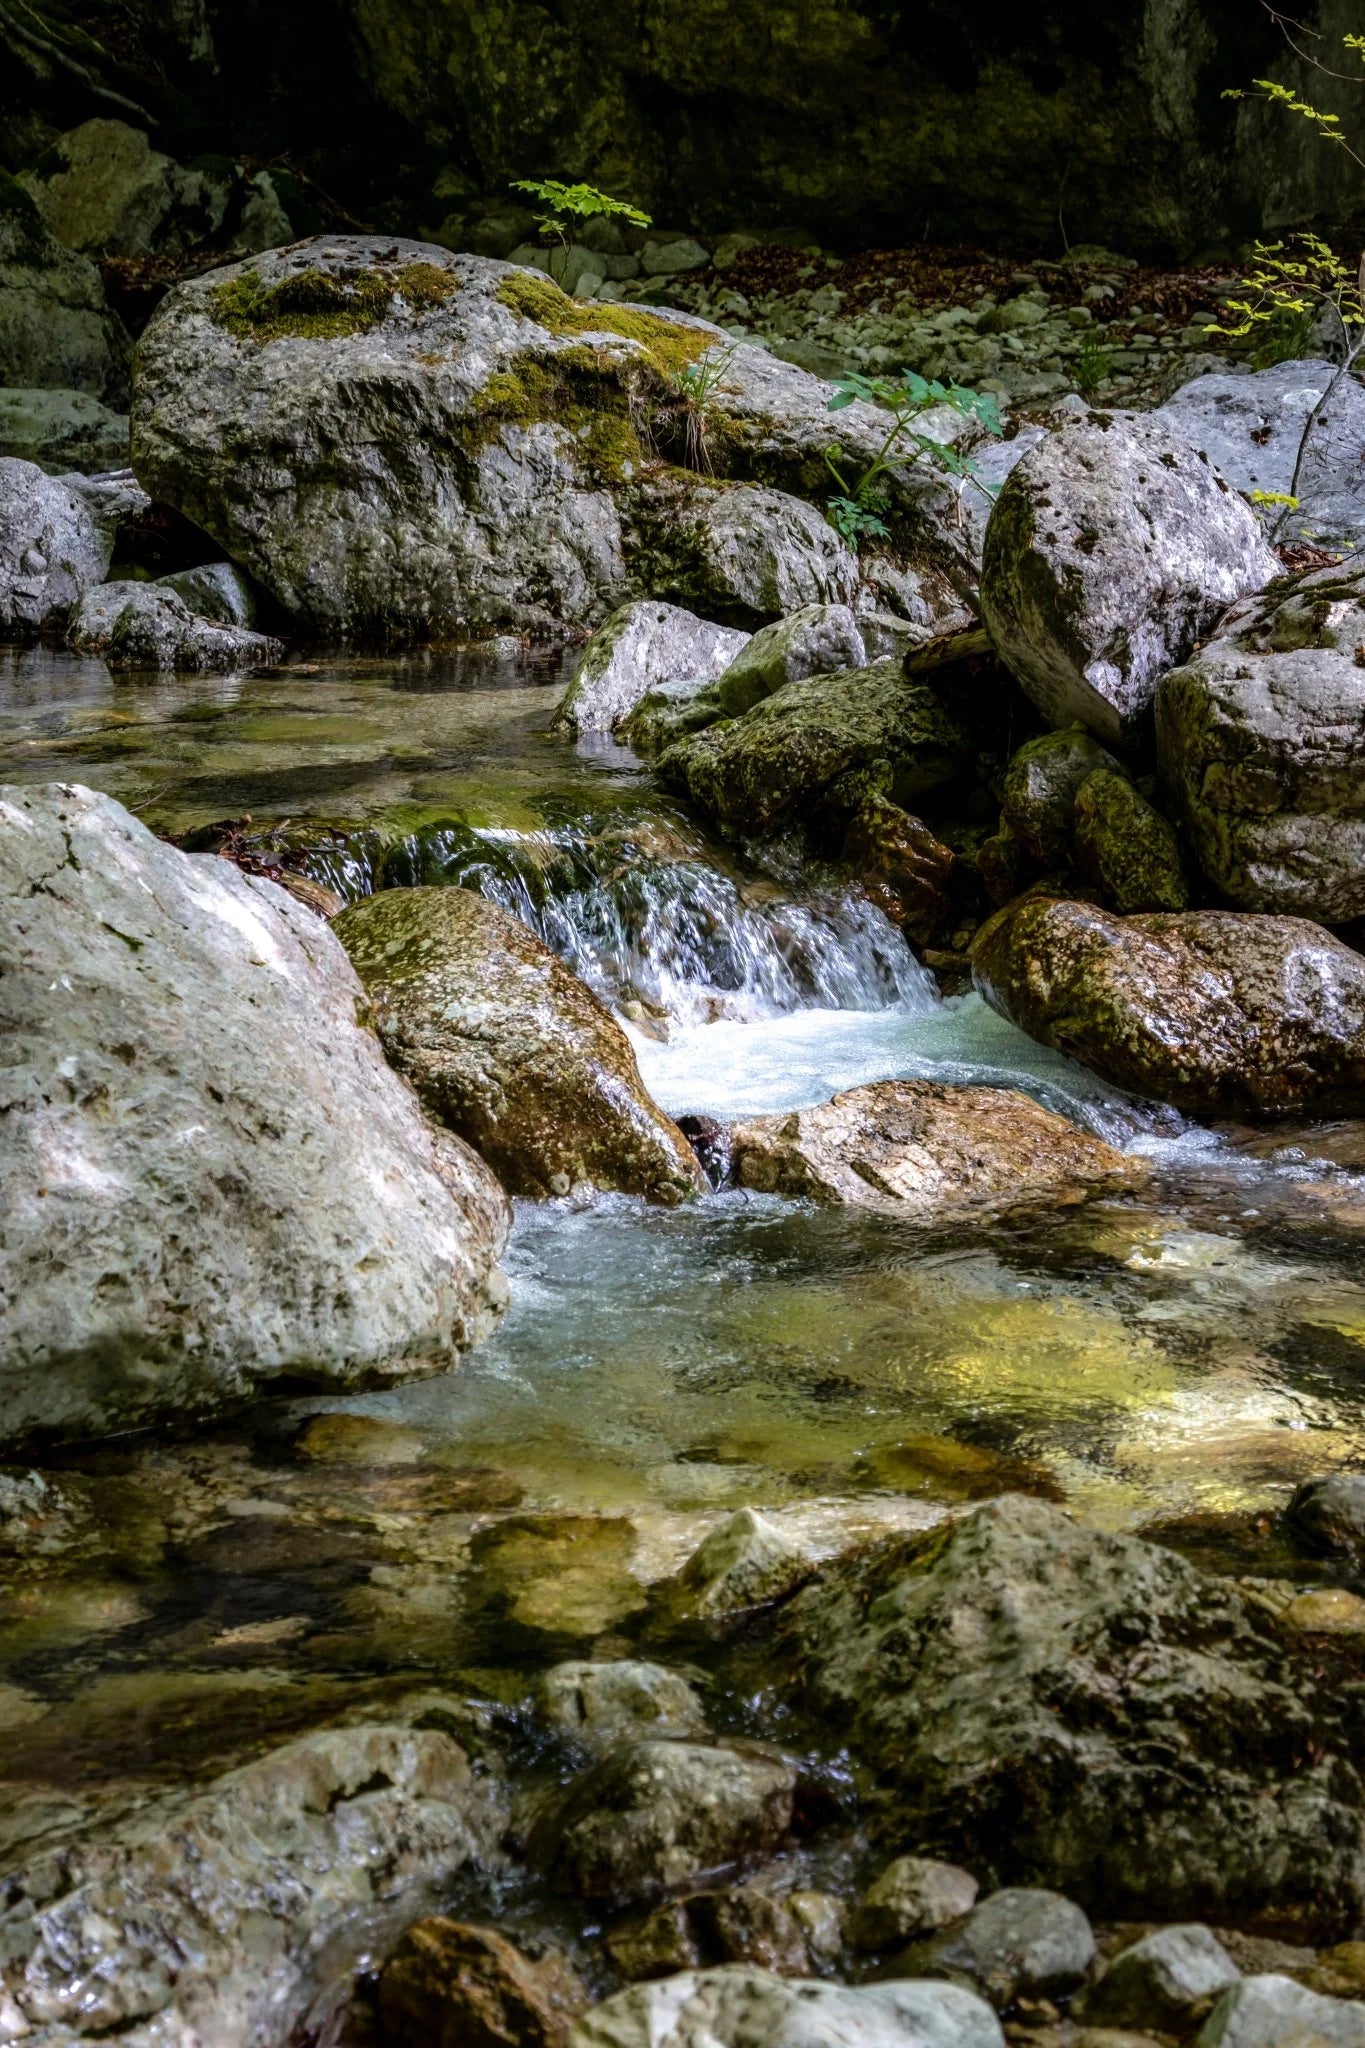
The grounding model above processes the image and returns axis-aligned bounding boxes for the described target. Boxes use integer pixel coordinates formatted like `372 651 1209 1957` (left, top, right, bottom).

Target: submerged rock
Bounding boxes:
979 414 1276 747
971 896 1365 1117
534 1740 797 1904
569 1968 1005 2048
777 1494 1365 1933
333 886 705 1202
67 580 282 671
378 1918 587 2048
1157 556 1365 922
555 599 748 737
0 784 509 1445
661 1507 818 1621
729 1079 1140 1219
657 657 968 841
0 1722 497 2044
0 457 116 633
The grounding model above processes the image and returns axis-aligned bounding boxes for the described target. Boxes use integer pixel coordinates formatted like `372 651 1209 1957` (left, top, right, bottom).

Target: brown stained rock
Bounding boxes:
378 1919 587 2048
606 1884 817 1981
729 1078 1140 1221
333 886 705 1203
971 897 1365 1118
843 795 956 942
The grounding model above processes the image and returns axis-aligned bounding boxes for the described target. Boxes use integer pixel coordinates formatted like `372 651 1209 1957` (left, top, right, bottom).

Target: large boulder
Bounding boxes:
971 895 1365 1117
1157 556 1365 921
129 240 918 640
776 1494 1365 1933
0 458 117 634
569 1969 1004 2048
555 599 748 738
0 784 509 1446
979 413 1277 747
0 1721 497 2044
67 580 282 671
1154 359 1365 553
0 171 130 402
729 1080 1140 1219
656 657 969 841
20 119 231 260
332 885 705 1203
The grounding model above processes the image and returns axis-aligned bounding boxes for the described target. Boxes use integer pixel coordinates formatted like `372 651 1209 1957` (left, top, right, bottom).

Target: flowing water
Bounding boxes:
3 639 1365 1797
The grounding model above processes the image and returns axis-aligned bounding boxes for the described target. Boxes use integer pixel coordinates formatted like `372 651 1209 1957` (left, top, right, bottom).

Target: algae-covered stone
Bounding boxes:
1001 727 1120 864
0 170 130 401
1071 768 1189 913
1083 1925 1240 2033
333 885 705 1202
68 580 282 671
535 1740 797 1904
662 1507 817 1621
980 414 1277 747
730 1079 1140 1219
0 784 510 1446
778 1495 1365 1933
710 601 867 715
657 657 969 841
1156 556 1365 922
971 896 1365 1117
556 598 748 737
19 118 232 260
843 796 955 941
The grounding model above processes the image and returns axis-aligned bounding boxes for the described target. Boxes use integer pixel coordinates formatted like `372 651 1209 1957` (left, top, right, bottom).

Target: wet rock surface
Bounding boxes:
536 1661 709 1749
571 1968 1005 2048
776 1495 1365 1933
980 414 1277 747
729 1080 1141 1219
533 1740 797 1905
656 657 968 842
556 600 749 738
1194 1973 1365 2046
0 389 129 474
972 897 1365 1117
850 1858 980 1952
377 1917 587 2048
0 784 510 1445
333 885 705 1202
67 579 282 671
0 170 129 403
1157 556 1365 922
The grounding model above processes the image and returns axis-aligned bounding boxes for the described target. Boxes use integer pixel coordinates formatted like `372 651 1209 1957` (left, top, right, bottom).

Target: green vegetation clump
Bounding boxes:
213 260 458 343
468 351 646 484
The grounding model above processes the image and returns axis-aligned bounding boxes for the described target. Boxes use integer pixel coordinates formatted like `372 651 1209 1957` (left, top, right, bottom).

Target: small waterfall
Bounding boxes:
291 812 940 1027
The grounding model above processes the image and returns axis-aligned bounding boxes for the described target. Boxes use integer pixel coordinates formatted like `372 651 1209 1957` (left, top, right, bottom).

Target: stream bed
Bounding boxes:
3 638 1365 1801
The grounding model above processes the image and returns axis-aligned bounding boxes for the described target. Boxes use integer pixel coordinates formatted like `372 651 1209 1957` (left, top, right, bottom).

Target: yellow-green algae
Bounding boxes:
496 270 713 379
213 260 458 344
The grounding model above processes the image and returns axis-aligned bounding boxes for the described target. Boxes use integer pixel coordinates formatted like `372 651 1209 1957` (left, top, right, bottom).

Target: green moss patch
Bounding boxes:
213 260 458 344
496 271 713 379
468 350 648 485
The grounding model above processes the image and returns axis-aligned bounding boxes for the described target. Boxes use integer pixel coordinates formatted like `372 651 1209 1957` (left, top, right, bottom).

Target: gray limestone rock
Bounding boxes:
555 599 748 736
67 580 281 671
980 413 1277 746
0 783 510 1446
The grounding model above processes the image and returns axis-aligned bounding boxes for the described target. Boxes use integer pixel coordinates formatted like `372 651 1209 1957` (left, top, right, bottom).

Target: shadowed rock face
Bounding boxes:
777 1495 1365 1936
971 896 1365 1118
333 885 706 1203
0 783 510 1450
1157 555 1365 923
729 1079 1141 1219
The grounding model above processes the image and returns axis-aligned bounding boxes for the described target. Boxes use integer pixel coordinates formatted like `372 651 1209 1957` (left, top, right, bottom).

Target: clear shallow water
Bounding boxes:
3 645 1365 1791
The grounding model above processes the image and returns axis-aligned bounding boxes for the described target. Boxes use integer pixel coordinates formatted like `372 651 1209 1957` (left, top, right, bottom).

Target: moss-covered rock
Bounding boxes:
333 884 706 1202
1001 727 1119 865
971 895 1365 1117
1071 767 1189 913
656 656 969 841
0 170 130 402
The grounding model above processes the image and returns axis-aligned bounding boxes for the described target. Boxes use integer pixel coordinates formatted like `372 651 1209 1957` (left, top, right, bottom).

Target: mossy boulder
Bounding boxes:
656 656 970 842
971 895 1365 1117
0 170 130 402
1071 767 1189 913
1001 727 1120 865
333 885 706 1202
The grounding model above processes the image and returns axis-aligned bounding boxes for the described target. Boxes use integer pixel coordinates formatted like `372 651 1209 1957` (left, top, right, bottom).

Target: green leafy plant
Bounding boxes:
821 370 1003 548
510 178 651 285
1207 232 1364 367
1074 339 1114 397
666 343 739 471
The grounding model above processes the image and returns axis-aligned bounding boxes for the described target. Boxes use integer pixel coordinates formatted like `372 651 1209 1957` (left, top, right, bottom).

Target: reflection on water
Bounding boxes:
3 646 1365 1796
